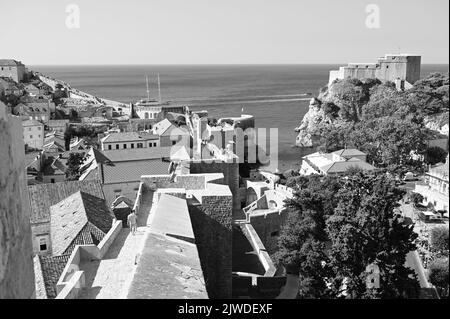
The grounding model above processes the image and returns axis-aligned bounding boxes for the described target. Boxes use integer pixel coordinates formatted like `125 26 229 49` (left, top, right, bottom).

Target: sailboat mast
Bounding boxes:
157 73 162 103
146 75 150 101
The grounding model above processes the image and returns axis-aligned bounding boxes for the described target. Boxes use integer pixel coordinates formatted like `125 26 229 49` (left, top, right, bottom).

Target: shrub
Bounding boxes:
430 226 449 256
428 258 449 298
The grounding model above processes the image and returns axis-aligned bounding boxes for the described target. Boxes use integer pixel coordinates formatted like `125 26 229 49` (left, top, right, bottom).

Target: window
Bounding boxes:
137 143 143 148
114 190 121 198
153 142 157 147
172 141 176 146
116 144 119 149
39 237 47 252
386 65 389 69
123 144 127 149
149 143 152 147
51 179 55 183
144 112 149 119
37 127 41 130
108 145 112 150
30 135 33 139
131 143 134 149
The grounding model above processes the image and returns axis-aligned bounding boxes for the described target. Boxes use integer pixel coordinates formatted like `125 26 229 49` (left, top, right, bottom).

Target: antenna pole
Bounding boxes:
146 75 150 101
157 73 162 103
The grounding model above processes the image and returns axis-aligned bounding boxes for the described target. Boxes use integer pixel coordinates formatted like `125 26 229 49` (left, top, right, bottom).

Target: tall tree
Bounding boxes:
66 152 86 181
275 172 421 298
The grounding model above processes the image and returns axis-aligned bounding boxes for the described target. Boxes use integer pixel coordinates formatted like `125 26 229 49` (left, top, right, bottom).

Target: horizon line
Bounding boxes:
28 62 450 67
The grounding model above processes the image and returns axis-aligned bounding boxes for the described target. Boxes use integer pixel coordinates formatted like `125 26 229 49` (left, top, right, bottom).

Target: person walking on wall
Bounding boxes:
127 210 137 235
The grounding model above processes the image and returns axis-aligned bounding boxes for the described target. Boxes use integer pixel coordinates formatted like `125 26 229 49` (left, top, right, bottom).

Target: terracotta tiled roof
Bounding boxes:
38 254 71 299
50 191 113 256
27 180 105 224
321 158 376 174
332 148 366 157
101 132 158 143
102 160 170 184
62 222 106 256
24 152 41 168
102 147 170 162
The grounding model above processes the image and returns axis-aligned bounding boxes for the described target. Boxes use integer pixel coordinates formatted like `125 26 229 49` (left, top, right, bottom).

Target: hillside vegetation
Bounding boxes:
295 73 449 174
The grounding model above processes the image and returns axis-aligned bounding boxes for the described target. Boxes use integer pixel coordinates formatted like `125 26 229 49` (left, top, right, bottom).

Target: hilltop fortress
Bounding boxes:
329 54 421 90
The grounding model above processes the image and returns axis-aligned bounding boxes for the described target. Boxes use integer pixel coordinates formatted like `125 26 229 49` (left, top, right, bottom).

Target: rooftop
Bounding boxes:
38 255 71 299
321 158 376 174
22 119 43 127
102 160 170 184
0 59 24 66
50 191 113 256
332 148 366 157
101 132 158 143
303 149 375 174
27 180 105 224
102 147 169 162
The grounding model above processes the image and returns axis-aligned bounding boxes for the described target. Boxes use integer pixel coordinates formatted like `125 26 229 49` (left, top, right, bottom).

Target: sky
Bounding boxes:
0 0 448 65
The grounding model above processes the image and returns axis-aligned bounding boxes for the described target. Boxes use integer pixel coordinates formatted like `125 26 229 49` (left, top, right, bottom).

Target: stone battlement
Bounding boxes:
329 54 421 87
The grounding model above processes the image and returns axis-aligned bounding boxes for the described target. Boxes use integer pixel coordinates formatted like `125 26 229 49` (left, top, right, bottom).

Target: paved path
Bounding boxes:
78 193 154 299
276 274 299 299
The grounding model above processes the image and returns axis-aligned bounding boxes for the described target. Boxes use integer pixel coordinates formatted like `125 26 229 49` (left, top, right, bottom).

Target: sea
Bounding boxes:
32 64 449 171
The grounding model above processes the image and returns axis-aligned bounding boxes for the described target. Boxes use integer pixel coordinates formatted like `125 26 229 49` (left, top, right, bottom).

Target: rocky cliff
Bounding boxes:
294 97 329 147
294 73 449 148
294 81 352 147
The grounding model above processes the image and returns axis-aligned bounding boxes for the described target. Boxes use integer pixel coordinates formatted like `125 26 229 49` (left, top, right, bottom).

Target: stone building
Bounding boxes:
22 119 44 150
14 102 51 124
47 120 69 134
100 131 160 151
0 101 36 298
0 77 23 96
329 54 421 90
152 118 191 149
133 100 185 120
300 148 376 176
27 180 106 256
0 59 27 83
415 154 449 215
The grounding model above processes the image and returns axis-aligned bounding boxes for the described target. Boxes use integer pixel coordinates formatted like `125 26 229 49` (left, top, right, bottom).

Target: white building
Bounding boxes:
134 99 185 120
100 131 160 151
22 119 44 150
415 155 449 214
300 149 376 176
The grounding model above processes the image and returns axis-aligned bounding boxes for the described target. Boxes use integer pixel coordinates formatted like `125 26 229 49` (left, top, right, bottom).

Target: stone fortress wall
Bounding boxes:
0 102 36 298
329 54 421 86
